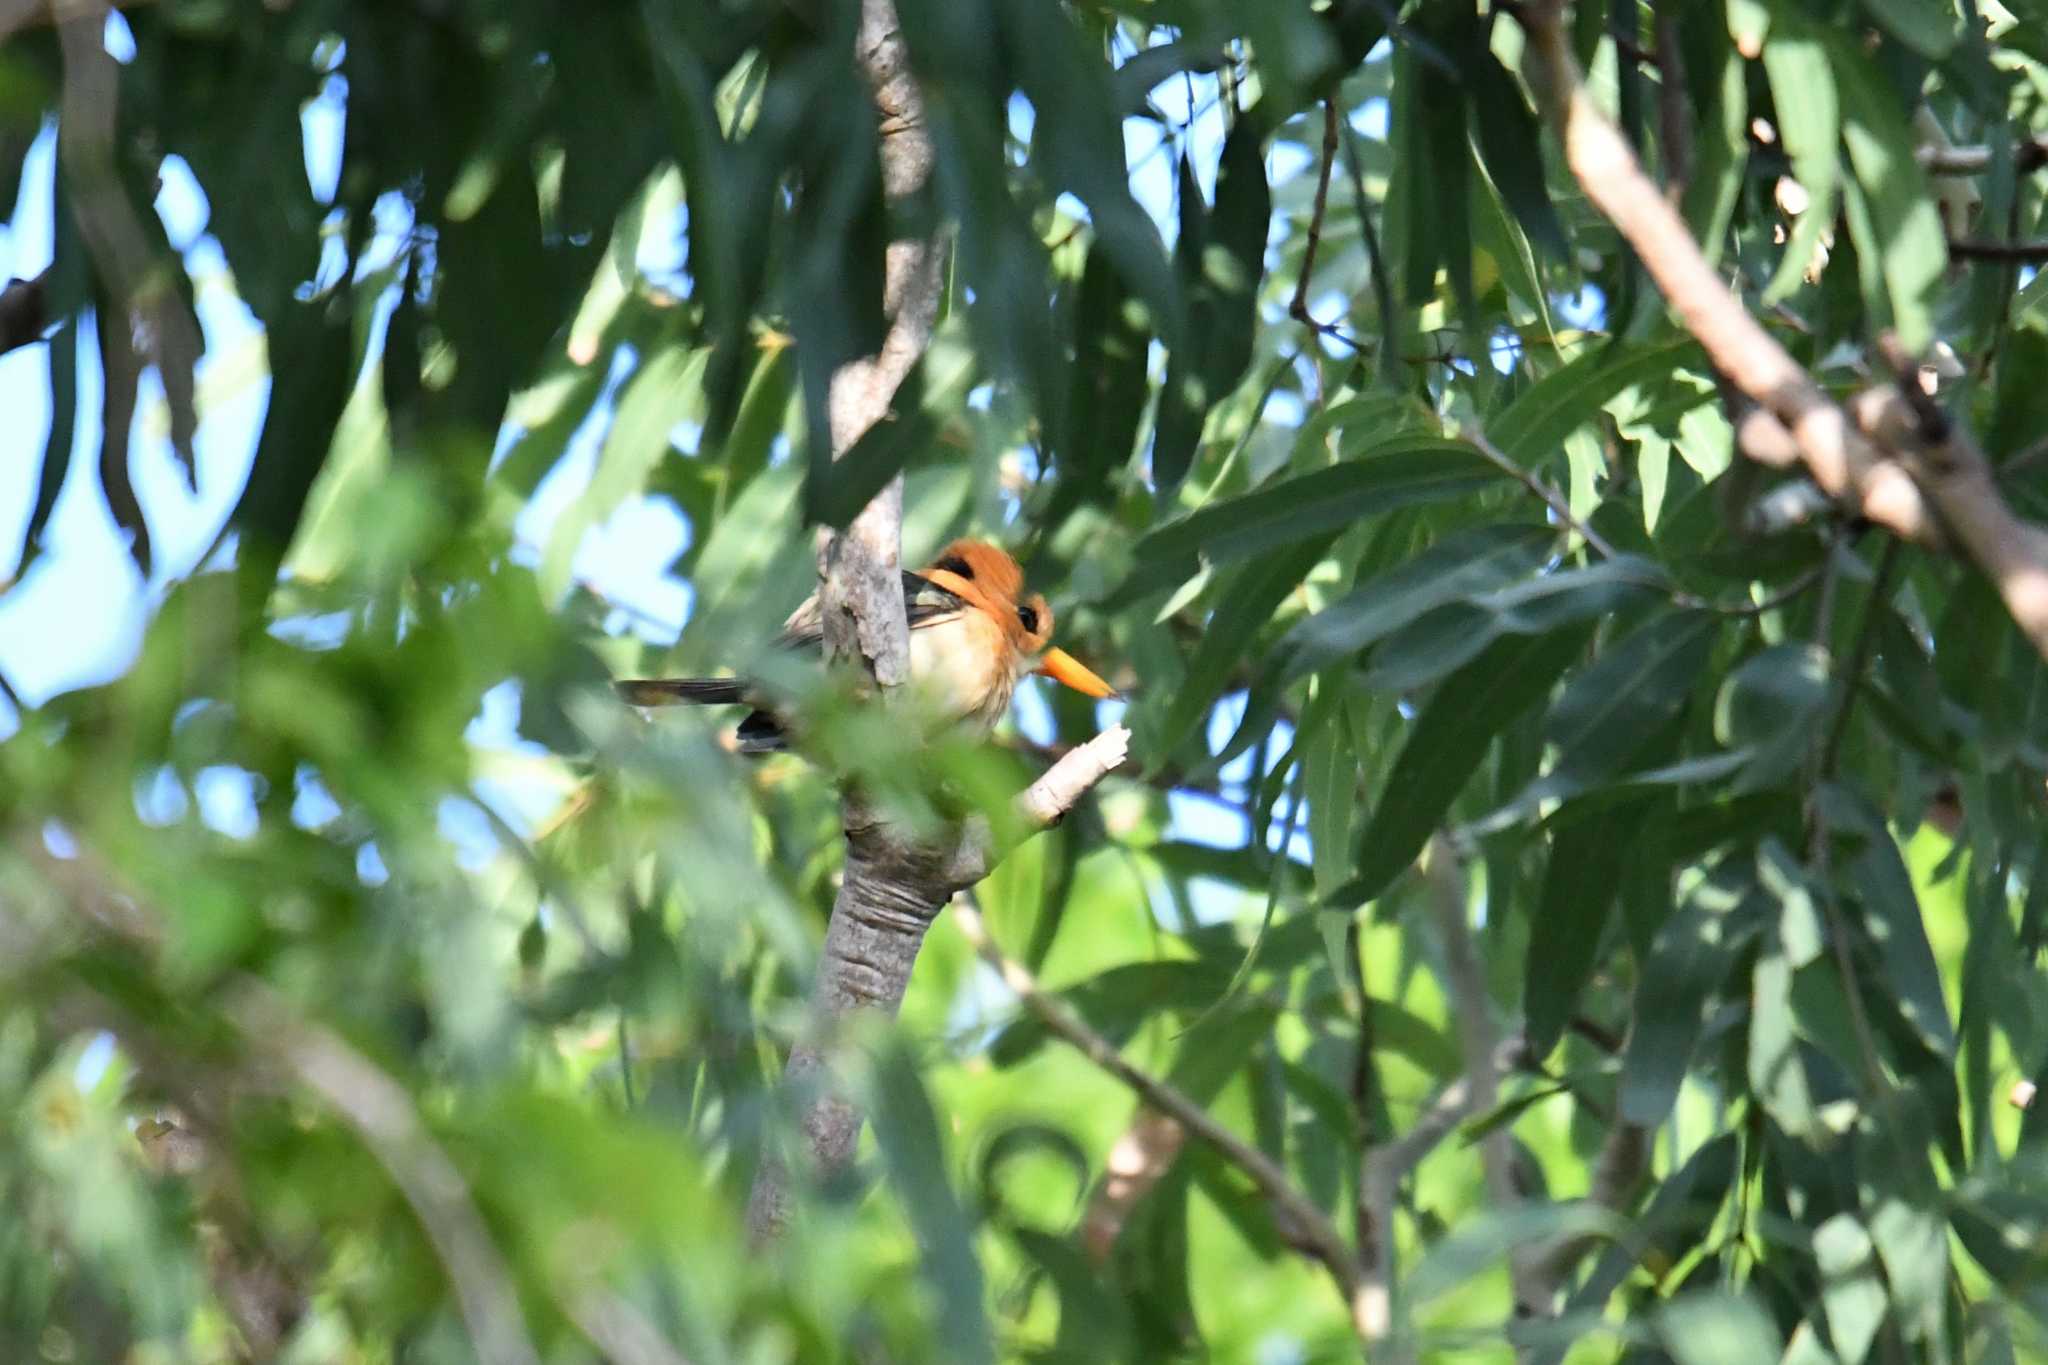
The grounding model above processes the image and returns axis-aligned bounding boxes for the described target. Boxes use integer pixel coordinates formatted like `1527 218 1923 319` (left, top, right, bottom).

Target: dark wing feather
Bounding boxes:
776 570 967 651
617 678 749 706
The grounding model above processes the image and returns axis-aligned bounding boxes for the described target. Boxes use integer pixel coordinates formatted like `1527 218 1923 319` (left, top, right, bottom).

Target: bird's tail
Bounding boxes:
615 678 748 707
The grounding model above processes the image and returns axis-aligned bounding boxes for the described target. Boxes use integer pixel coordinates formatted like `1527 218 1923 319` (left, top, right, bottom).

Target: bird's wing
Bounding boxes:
775 570 968 652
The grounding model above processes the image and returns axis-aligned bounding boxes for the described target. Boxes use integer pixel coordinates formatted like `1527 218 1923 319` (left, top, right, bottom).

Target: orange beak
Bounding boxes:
1038 647 1120 700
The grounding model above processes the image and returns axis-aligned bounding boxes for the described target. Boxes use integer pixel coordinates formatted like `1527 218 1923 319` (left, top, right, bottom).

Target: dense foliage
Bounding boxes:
5 0 2048 1360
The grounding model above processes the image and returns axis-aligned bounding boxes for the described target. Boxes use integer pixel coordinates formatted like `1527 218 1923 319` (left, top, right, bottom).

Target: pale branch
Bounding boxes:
1355 1051 1519 1353
1518 0 2048 665
948 898 1374 1340
223 983 542 1365
1079 1105 1187 1263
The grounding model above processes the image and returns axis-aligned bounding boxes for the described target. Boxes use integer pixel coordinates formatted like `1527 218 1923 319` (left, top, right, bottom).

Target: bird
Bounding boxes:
616 539 1119 752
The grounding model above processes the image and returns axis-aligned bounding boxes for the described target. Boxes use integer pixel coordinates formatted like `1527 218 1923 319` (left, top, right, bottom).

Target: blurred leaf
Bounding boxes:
540 344 698 603
17 314 75 578
1825 786 1956 1059
1858 0 1959 59
1362 557 1669 694
1714 642 1833 791
1047 242 1152 525
1453 11 1566 262
868 1047 995 1362
1658 1292 1784 1365
1153 121 1270 493
1812 1214 1886 1365
1829 32 1947 351
1759 24 1839 303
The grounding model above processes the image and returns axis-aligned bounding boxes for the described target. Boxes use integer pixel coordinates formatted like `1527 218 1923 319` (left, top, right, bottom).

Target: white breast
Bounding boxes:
908 611 1018 730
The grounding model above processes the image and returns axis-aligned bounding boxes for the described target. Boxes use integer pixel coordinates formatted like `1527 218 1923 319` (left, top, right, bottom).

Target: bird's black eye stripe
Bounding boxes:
936 554 973 579
1017 605 1040 634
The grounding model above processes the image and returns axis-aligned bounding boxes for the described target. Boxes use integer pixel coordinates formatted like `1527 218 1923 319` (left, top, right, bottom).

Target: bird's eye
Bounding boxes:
936 554 974 579
1017 605 1040 634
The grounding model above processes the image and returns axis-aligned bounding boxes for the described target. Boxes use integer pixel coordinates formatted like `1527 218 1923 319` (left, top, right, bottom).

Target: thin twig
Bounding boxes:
1340 117 1401 388
1460 426 1624 560
950 899 1373 1338
1290 101 1342 330
1946 238 2048 264
1652 0 1691 201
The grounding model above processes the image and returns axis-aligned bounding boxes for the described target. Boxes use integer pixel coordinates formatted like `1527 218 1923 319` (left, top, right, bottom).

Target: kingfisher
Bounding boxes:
617 539 1119 751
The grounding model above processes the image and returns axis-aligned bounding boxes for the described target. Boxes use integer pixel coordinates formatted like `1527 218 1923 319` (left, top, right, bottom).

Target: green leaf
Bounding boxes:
1828 33 1948 351
1363 557 1669 694
1152 120 1271 493
1003 0 1184 350
1408 1203 1627 1305
1541 609 1718 791
1455 16 1566 262
1157 536 1334 759
1570 1132 1739 1313
1812 1214 1886 1365
1714 642 1834 791
1491 337 1704 467
1121 438 1510 599
1824 785 1956 1058
1681 24 1748 267
1620 858 1762 1125
1659 1292 1784 1365
1047 242 1151 524
1303 690 1359 899
1279 523 1555 680
1526 798 1646 1057
1759 24 1840 303
1858 0 1959 58
1344 622 1592 904
1751 943 1820 1142
1870 1197 1948 1348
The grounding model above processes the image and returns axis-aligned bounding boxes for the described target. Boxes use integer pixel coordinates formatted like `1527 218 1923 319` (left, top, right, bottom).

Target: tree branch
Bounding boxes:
949 898 1373 1338
1516 0 2048 664
743 0 942 1245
